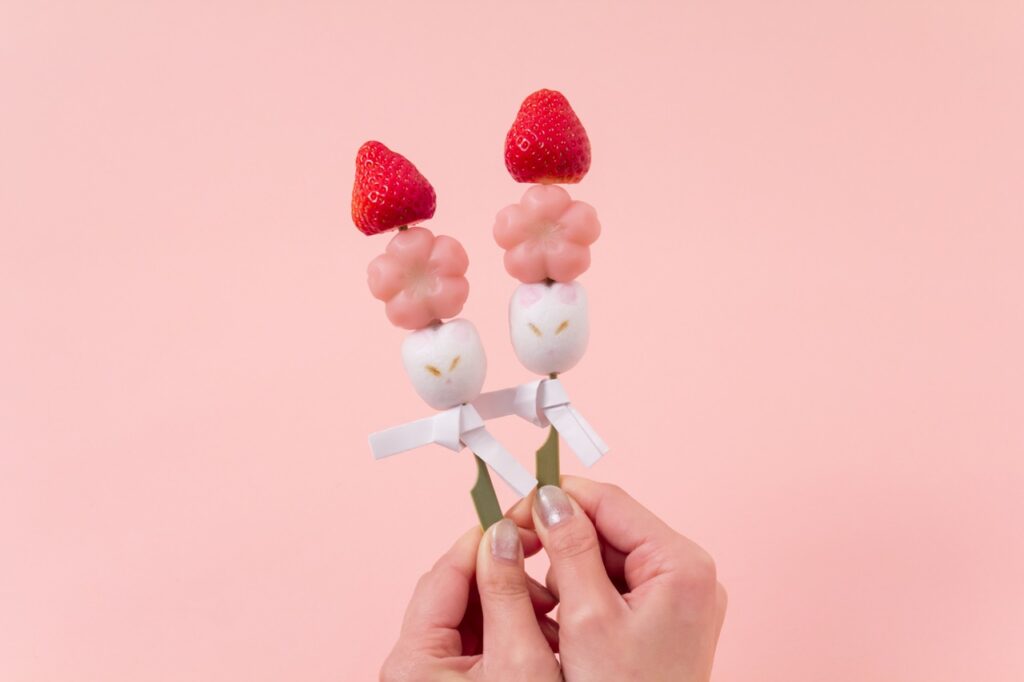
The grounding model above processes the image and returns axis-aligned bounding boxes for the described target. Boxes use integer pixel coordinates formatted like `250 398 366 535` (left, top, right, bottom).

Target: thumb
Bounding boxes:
531 485 622 616
476 519 555 672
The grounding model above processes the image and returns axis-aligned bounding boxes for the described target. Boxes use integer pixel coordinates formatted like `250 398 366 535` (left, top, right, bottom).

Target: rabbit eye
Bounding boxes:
424 365 442 377
449 355 461 371
528 323 543 337
555 320 570 334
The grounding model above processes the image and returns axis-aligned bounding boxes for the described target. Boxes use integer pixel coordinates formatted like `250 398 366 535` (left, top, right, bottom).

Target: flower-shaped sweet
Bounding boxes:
493 185 600 283
367 227 470 330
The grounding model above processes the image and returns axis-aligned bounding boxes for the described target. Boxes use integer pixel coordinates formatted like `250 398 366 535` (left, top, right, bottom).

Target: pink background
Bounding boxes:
2 1 1022 680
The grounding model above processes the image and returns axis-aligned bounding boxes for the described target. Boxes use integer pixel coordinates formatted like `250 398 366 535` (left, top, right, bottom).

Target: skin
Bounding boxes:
381 477 727 681
379 524 561 682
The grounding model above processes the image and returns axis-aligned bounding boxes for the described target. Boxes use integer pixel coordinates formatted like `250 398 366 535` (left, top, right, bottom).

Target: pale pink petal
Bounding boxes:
504 241 550 283
427 275 469 320
559 200 601 246
493 204 528 250
385 288 436 330
545 242 591 282
385 226 435 266
366 253 404 301
429 235 469 276
520 184 572 222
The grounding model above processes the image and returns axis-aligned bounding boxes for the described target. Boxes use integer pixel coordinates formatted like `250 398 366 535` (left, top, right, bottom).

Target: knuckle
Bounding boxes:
602 482 627 498
412 569 435 594
548 525 599 560
416 564 458 596
689 548 718 586
501 649 546 676
544 567 559 596
563 603 615 635
479 570 530 600
717 581 729 612
408 564 461 606
377 653 404 682
671 545 718 595
379 645 446 682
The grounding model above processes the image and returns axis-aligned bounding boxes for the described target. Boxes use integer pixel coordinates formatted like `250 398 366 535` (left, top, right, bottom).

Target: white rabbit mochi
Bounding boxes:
509 281 590 376
401 318 487 410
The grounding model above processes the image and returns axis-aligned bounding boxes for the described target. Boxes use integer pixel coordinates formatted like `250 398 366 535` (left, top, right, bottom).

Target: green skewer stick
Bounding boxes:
470 455 503 529
535 371 561 488
535 425 560 488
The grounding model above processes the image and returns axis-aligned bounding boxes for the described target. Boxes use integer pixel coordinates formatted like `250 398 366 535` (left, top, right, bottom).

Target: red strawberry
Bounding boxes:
504 89 591 184
351 141 436 235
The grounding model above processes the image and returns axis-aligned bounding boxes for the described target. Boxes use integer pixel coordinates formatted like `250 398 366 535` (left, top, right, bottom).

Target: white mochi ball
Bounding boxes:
509 282 590 376
401 319 487 410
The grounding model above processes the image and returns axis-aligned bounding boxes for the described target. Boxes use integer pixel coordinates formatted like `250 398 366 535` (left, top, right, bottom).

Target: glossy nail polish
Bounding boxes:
535 485 573 528
491 518 521 562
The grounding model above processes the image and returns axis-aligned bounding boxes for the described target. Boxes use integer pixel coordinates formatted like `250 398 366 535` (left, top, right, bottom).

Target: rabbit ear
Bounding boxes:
403 325 437 353
447 318 474 343
554 282 579 304
515 283 545 308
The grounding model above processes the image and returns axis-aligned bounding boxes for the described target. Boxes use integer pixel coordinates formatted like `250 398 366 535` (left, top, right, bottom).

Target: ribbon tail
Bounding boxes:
461 428 538 497
545 405 607 468
568 406 609 456
368 417 439 459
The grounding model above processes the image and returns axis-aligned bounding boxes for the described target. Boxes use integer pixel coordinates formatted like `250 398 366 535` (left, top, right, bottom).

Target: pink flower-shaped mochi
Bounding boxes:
493 184 601 283
367 227 470 330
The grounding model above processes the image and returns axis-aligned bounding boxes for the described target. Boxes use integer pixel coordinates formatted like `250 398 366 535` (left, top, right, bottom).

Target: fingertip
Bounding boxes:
475 521 524 584
560 475 624 510
532 484 579 531
558 474 597 494
455 524 485 549
520 527 542 557
538 615 560 653
432 525 484 574
505 489 537 528
488 518 524 565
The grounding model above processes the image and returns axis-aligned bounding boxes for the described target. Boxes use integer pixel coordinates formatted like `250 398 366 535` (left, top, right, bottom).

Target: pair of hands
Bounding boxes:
381 477 727 681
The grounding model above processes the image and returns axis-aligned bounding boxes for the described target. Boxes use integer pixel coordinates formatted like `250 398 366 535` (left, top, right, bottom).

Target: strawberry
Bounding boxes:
351 141 436 235
504 89 591 184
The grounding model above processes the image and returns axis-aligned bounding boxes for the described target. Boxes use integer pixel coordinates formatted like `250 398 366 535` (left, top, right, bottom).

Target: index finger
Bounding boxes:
559 476 676 555
506 478 673 551
400 526 481 651
557 477 717 599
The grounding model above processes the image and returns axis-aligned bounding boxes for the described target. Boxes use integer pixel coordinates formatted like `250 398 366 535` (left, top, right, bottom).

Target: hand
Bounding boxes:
508 477 727 682
380 521 562 681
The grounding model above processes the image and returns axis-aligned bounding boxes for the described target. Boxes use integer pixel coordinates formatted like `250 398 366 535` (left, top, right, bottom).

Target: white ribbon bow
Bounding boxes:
473 378 609 467
368 404 538 497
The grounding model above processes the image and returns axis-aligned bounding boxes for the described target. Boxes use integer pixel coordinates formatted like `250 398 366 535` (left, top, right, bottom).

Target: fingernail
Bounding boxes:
491 519 521 562
535 485 573 528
